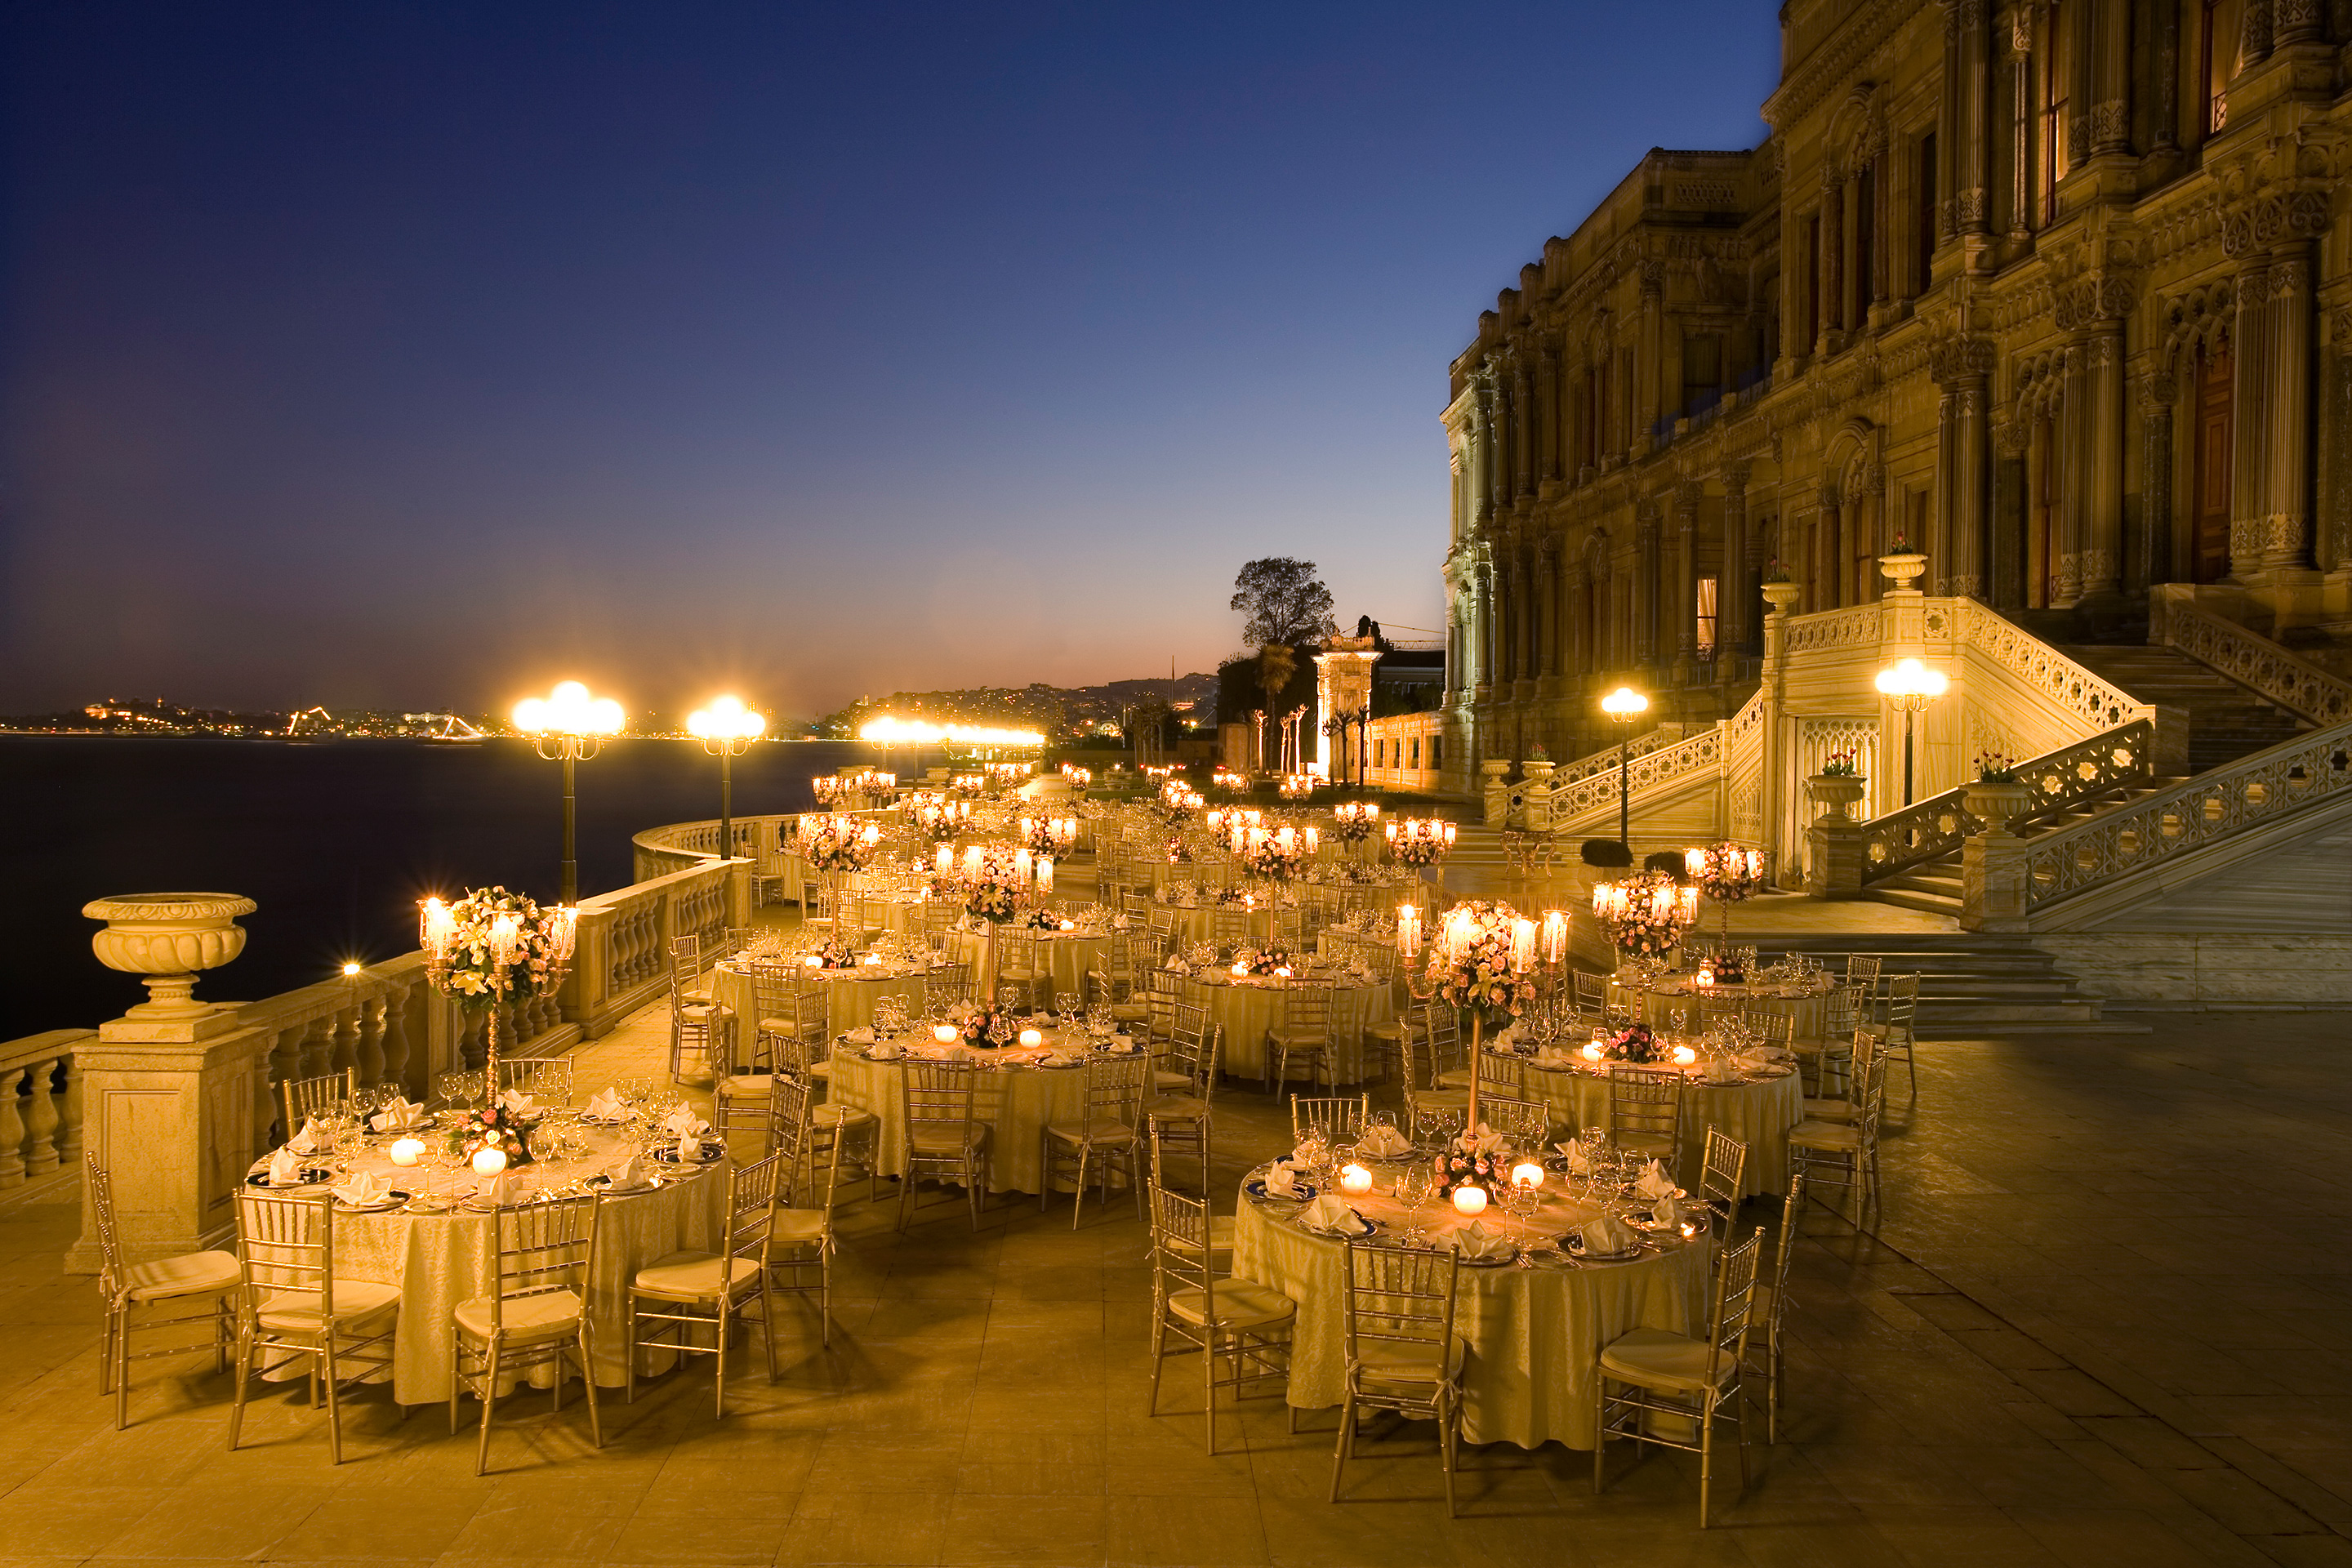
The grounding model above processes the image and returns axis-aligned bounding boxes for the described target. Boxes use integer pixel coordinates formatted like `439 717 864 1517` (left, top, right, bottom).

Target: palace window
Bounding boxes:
1806 215 1822 345
1695 577 1718 658
1916 131 1936 289
2202 0 2241 136
2039 3 2069 225
1682 335 1722 419
1854 164 1874 323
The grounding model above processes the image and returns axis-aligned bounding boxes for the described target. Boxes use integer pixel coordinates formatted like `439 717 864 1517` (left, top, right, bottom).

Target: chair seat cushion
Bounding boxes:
677 1002 733 1021
1109 1004 1152 1024
769 1207 828 1246
1433 1068 1472 1089
812 1102 874 1130
1789 1120 1861 1152
1045 1118 1137 1146
1600 1325 1738 1392
632 1251 759 1302
716 1074 774 1098
1147 1095 1211 1121
1152 1068 1193 1092
1361 1022 1402 1042
257 1281 401 1334
1166 1280 1296 1331
452 1288 583 1343
1413 1089 1470 1112
122 1250 241 1304
908 1120 989 1155
1616 1132 1677 1161
1350 1334 1465 1390
1268 1033 1330 1053
1800 1097 1855 1123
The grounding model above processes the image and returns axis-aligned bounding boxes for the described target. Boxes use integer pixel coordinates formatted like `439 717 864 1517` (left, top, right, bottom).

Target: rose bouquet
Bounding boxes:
1385 818 1455 867
1233 831 1307 881
797 814 880 875
1425 900 1534 1026
954 847 1028 924
1165 835 1192 863
447 1100 533 1166
1433 1127 1512 1196
1594 1021 1661 1063
947 998 1012 1048
1231 946 1293 978
805 941 858 970
1592 870 1698 957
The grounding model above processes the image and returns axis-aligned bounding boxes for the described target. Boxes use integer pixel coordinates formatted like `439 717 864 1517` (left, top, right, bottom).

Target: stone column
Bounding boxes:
2065 0 2096 171
2053 345 2087 604
1539 343 1562 485
1512 360 1535 497
2135 368 2176 590
1637 262 1665 448
2085 320 2126 599
1822 176 1846 344
1635 506 1662 668
2229 259 2274 581
1722 461 1753 653
2263 244 2314 572
1936 6 1960 243
1953 0 1991 238
2147 0 2180 156
1993 417 2030 605
1935 336 1993 598
2238 0 2273 71
1470 385 1496 525
1673 483 1700 681
2090 0 2133 157
2002 7 2035 238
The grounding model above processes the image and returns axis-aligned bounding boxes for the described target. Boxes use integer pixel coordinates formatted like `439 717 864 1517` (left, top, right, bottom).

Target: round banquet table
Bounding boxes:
710 960 933 1039
1174 970 1394 1085
1609 973 1832 1042
246 1120 728 1405
1502 1054 1804 1198
1152 902 1280 949
1229 1160 1714 1449
826 1027 1147 1196
946 926 1110 1008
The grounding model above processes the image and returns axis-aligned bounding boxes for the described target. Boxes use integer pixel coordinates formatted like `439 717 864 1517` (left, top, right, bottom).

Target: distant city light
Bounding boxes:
860 716 1044 746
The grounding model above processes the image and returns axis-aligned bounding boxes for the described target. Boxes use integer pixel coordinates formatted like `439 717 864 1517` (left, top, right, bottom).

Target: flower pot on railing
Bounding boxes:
1761 582 1804 618
1878 552 1927 593
1962 779 2034 836
82 893 256 1018
1806 775 1868 822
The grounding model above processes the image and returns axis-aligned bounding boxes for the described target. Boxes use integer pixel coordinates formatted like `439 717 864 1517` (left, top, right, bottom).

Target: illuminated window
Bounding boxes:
2040 3 2069 225
1695 577 1719 658
2202 0 2240 136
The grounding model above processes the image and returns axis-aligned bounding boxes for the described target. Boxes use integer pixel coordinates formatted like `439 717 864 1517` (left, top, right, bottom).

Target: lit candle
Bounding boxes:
934 1024 960 1044
1304 826 1319 854
1036 856 1054 893
1510 1161 1544 1190
1396 902 1422 958
1672 1045 1699 1065
1451 1185 1488 1216
1684 846 1708 879
863 952 882 965
1510 917 1538 973
388 1138 424 1168
964 846 983 875
1059 919 1074 931
470 1146 507 1177
1582 1040 1605 1062
1207 809 1223 831
1339 1164 1373 1195
1231 960 1249 976
1018 1028 1043 1048
1541 910 1568 964
1695 967 1714 987
937 845 953 875
1013 848 1032 883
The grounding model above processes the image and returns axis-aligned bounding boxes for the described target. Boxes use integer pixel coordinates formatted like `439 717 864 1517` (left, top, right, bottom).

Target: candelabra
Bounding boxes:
514 681 625 905
419 893 577 1106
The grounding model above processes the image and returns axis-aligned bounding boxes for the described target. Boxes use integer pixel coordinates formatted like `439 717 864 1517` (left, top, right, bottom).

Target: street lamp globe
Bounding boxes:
1873 658 1949 807
1601 687 1649 719
1598 686 1649 849
688 694 768 865
514 680 626 904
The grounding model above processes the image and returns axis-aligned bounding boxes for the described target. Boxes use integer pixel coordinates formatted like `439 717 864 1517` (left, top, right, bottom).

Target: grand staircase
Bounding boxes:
1863 640 2311 919
1748 933 2137 1036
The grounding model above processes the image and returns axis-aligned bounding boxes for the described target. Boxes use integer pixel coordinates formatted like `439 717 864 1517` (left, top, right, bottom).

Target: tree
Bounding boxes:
1230 558 1337 648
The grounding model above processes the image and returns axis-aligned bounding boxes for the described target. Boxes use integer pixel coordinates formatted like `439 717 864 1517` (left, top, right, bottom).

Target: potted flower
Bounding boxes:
1760 559 1803 618
1807 749 1867 819
1963 751 2034 834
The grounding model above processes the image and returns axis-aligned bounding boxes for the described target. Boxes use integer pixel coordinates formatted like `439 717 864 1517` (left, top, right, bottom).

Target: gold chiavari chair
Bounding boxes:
767 1116 846 1346
1145 1180 1295 1456
723 925 755 957
1265 981 1337 1094
992 925 1049 1013
450 1193 601 1474
898 1062 991 1232
1146 1021 1220 1190
626 1153 781 1418
1141 968 1180 1045
1594 1225 1766 1526
229 1189 402 1465
1154 1002 1214 1096
751 958 826 1083
1791 984 1864 1098
1041 1054 1150 1228
496 1055 575 1107
668 937 734 1085
929 958 973 1007
1208 904 1251 951
1473 1040 1524 1101
1397 1027 1469 1126
708 1009 774 1142
1608 1065 1685 1168
87 1154 238 1431
1802 1028 1874 1124
1747 1167 1806 1443
281 1067 356 1141
1288 1093 1369 1144
1861 972 1920 1094
1422 1003 1472 1092
1570 969 1610 1021
1842 953 1882 997
1329 1241 1467 1516
766 1073 814 1186
1697 993 1748 1036
920 898 957 950
1698 1128 1748 1223
1477 1094 1549 1147
1788 1035 1887 1226
1356 943 1405 1086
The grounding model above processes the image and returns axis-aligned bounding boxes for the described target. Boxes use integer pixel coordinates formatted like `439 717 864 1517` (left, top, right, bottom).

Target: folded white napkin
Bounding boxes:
606 1154 653 1192
479 1170 527 1207
1703 1056 1743 1085
1356 1123 1412 1159
1300 1194 1371 1236
675 1131 702 1163
869 1038 903 1060
332 1169 390 1206
1580 1213 1639 1253
1651 1191 1686 1227
582 1088 625 1120
1261 1160 1304 1198
368 1096 425 1133
846 1026 877 1045
1531 1045 1579 1071
1106 1036 1139 1054
1634 1160 1677 1200
1553 1141 1593 1174
266 1148 303 1186
662 1107 709 1140
1039 1049 1078 1068
1466 1122 1509 1157
496 1089 537 1118
1453 1220 1515 1262
285 1121 318 1155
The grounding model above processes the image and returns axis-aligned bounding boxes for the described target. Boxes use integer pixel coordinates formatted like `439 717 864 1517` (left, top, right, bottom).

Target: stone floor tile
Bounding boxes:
936 1494 1107 1566
777 1490 951 1567
1102 1493 1272 1567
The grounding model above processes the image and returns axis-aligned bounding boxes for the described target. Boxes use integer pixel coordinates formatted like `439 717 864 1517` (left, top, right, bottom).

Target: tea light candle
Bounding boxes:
388 1138 424 1168
1018 1027 1044 1048
1232 960 1249 976
1059 920 1075 932
863 952 883 965
1581 1040 1605 1062
1339 1164 1373 1195
936 846 953 875
1450 1185 1488 1216
933 1024 960 1044
1510 1161 1544 1189
470 1146 507 1177
1672 1044 1699 1066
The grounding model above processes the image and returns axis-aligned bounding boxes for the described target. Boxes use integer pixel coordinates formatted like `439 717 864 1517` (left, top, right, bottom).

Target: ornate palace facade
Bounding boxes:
1439 0 2352 793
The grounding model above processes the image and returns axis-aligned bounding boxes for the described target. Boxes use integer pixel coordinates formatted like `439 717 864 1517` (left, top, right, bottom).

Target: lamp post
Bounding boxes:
688 694 767 864
1601 686 1649 849
514 681 626 905
1873 657 1949 808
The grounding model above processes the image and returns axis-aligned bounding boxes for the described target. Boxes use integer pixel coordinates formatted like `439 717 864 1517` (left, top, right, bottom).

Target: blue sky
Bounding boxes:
1 2 1776 723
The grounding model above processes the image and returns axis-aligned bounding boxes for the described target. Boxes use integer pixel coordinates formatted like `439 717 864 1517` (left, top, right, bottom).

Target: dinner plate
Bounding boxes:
1628 1213 1704 1236
1454 1247 1518 1267
332 1190 411 1213
1566 1236 1646 1262
247 1168 331 1187
1245 1178 1317 1203
654 1142 726 1165
1301 1215 1381 1240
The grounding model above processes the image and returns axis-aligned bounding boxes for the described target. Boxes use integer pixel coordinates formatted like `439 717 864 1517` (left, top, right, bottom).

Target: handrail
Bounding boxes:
2150 591 2352 727
1858 720 2156 884
1526 723 1727 831
0 1030 88 1189
1529 724 1686 788
1955 598 2153 732
2025 715 2352 909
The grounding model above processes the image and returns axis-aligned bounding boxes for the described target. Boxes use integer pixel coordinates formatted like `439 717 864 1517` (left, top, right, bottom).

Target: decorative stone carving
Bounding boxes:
83 893 256 1018
1930 335 1997 383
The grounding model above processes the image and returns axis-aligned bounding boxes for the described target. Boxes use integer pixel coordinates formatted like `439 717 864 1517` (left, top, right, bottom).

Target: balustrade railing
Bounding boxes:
2025 715 2352 910
1523 723 1727 831
0 1031 86 1190
568 857 748 1040
1858 720 2156 884
2150 592 2352 727
1953 598 2150 732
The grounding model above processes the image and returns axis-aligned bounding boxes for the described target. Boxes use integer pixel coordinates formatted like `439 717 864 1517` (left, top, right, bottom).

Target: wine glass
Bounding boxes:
1395 1166 1433 1241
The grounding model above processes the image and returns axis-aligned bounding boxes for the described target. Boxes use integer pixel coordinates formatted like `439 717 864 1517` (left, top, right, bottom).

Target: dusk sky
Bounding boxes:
2 2 1775 725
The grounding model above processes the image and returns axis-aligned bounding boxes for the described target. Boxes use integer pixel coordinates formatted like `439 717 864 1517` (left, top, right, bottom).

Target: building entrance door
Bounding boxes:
2191 341 2233 584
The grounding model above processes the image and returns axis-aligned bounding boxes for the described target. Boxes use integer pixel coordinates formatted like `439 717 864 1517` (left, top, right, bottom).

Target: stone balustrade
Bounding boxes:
0 1031 86 1191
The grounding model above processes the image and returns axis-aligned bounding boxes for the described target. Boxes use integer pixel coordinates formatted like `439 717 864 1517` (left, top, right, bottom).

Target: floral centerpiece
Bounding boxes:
797 814 880 874
417 886 577 1107
1425 900 1534 1027
1165 835 1192 863
1683 841 1765 943
1157 781 1204 825
953 847 1028 924
1213 884 1257 906
1592 1020 1661 1063
1433 1127 1512 1197
805 940 858 970
1018 815 1077 855
947 998 1013 1048
447 1098 534 1167
1233 829 1307 881
1385 817 1455 867
1231 946 1292 978
1276 773 1314 800
1330 800 1381 844
1017 907 1062 931
1592 871 1698 958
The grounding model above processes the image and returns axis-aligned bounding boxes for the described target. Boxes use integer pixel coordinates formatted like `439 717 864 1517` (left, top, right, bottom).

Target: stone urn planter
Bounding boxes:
1878 552 1928 593
1962 779 2035 835
1806 774 1868 822
82 893 256 1017
1761 581 1805 618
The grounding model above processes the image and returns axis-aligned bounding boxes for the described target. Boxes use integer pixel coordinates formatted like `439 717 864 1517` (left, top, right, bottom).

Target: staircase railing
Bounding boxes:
1953 598 2152 731
2149 592 2352 726
1859 719 2157 885
1535 724 1686 788
2025 715 2352 910
1526 723 1726 830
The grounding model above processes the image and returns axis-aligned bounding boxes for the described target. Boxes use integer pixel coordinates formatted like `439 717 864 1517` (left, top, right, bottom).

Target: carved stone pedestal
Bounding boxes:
1962 831 2029 933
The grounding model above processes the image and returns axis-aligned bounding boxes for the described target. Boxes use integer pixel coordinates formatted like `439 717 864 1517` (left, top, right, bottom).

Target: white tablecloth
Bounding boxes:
1174 972 1394 1084
1230 1160 1713 1449
946 927 1111 1009
250 1121 728 1405
710 961 933 1039
1610 975 1832 1042
1506 1058 1804 1197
